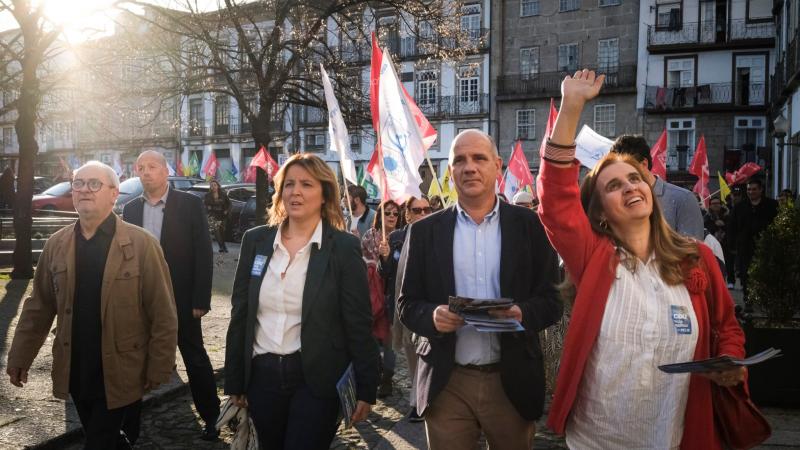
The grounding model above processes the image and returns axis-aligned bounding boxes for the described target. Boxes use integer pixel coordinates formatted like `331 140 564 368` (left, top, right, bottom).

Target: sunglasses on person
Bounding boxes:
410 206 432 215
71 178 108 192
385 211 400 217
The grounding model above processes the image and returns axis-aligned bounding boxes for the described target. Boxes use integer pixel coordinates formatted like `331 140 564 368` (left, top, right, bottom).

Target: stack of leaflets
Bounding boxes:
658 348 782 374
448 296 525 333
336 363 357 428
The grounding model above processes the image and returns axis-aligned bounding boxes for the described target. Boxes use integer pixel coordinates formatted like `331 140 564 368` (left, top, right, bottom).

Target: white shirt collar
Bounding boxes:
455 196 500 224
274 219 324 252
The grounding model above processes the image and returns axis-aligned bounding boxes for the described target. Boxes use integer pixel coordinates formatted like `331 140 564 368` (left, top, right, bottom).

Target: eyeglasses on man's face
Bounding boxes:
71 178 108 192
410 206 432 215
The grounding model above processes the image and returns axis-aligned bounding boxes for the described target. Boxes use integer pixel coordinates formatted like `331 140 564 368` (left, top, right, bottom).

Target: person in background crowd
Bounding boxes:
610 135 705 240
704 196 733 287
224 154 380 449
0 166 15 209
361 200 403 398
512 190 536 209
122 151 219 442
7 161 178 449
428 195 443 212
384 195 432 422
539 69 746 449
346 184 376 237
728 177 779 311
398 129 562 449
778 188 795 207
204 179 231 253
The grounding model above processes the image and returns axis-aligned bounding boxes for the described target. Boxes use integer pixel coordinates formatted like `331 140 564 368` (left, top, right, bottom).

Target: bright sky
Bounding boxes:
0 0 226 42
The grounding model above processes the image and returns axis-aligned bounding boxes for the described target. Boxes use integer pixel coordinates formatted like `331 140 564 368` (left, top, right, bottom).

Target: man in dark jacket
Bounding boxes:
728 177 778 310
122 151 219 440
397 130 561 449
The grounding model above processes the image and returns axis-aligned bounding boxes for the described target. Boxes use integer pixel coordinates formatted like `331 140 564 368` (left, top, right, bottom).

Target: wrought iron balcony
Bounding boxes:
497 66 636 99
647 19 775 51
643 83 766 112
414 94 490 119
337 28 489 64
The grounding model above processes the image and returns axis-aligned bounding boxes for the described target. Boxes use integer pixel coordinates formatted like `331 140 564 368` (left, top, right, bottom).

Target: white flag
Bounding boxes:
375 49 425 202
112 152 124 176
320 64 358 186
575 125 614 170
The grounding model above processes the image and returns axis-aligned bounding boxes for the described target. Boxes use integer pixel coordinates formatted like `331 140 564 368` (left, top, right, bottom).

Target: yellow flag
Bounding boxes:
427 174 443 198
718 171 730 203
440 167 457 204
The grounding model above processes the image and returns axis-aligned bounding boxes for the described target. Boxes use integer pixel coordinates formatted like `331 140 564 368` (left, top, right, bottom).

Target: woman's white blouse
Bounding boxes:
566 253 698 450
253 220 323 356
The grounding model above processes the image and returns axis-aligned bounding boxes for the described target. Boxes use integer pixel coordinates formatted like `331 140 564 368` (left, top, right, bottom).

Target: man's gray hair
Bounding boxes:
74 161 120 188
448 129 500 165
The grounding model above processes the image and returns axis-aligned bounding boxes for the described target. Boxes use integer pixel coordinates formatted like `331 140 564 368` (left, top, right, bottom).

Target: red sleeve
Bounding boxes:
536 152 602 285
701 244 745 358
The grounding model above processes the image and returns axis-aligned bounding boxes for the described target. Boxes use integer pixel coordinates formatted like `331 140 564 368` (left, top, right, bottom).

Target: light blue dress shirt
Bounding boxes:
452 198 502 365
142 187 169 241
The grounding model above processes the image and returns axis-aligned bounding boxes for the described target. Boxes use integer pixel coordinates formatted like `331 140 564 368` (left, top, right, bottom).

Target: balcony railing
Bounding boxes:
337 29 489 63
415 94 490 118
644 83 766 112
497 65 636 98
300 106 327 126
647 19 775 48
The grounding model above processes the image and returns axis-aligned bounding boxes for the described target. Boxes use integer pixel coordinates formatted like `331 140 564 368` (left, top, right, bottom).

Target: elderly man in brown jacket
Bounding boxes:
6 161 177 450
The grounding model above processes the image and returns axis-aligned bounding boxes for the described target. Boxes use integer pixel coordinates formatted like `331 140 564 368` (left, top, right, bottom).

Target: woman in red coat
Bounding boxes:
537 69 746 449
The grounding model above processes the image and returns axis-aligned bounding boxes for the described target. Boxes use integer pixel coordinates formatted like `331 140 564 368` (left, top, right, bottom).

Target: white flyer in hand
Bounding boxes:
575 125 614 170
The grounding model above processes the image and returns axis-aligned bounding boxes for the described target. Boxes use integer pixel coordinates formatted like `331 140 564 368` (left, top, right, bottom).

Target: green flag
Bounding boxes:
357 165 379 199
220 168 237 183
189 153 200 176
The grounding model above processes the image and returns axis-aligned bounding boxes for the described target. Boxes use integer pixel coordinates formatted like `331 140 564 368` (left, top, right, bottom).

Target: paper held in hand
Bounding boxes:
658 348 782 374
448 296 524 333
336 363 357 428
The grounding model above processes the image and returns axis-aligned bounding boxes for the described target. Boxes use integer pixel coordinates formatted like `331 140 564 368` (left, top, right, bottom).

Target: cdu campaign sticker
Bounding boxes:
251 254 267 277
671 305 692 335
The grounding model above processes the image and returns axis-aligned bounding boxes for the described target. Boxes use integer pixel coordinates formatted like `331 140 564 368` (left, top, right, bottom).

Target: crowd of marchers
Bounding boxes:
5 69 781 450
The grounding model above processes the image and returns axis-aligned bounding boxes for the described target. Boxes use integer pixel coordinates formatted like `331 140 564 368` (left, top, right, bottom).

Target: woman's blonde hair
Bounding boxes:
267 154 345 230
580 152 699 285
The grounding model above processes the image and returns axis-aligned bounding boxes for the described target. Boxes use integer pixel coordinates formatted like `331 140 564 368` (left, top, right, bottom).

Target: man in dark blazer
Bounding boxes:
397 130 562 450
122 151 219 441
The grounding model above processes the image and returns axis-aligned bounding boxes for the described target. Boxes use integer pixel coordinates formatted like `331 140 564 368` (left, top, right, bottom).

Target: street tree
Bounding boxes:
117 0 476 222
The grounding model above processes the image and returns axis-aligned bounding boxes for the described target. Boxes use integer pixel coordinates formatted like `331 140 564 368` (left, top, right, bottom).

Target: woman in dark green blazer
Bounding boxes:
224 154 379 449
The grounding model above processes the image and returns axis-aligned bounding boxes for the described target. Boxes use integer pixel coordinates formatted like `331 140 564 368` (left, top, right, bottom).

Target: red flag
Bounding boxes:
689 135 710 206
537 99 558 157
202 151 218 180
509 141 534 188
366 144 390 202
725 162 762 185
245 146 279 183
650 129 668 180
176 158 184 177
370 33 382 134
496 170 505 194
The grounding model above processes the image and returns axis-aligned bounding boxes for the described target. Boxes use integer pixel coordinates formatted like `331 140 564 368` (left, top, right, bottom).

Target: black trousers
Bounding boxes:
72 396 140 450
247 352 341 450
122 313 219 442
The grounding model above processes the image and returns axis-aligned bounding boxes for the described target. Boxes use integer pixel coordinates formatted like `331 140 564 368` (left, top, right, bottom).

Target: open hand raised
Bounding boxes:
561 69 605 106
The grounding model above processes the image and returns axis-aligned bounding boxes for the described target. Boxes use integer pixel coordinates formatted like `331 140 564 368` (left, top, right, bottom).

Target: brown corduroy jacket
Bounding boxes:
7 215 178 409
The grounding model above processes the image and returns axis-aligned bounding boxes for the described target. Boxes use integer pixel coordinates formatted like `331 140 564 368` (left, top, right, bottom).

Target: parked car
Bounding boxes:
187 183 260 242
236 195 274 241
32 181 74 211
13 176 54 195
113 176 201 215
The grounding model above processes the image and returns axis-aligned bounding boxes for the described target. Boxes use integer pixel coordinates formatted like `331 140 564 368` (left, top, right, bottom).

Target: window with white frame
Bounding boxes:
594 104 616 137
599 0 620 6
458 66 479 104
520 47 540 78
667 118 695 171
521 0 540 16
416 70 438 107
516 109 535 140
560 0 580 12
306 133 326 150
460 4 482 40
666 58 695 87
734 117 766 148
656 0 682 29
597 38 619 71
558 44 579 72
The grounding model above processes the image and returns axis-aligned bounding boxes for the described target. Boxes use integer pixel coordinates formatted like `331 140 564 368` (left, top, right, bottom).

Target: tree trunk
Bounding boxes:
11 57 41 279
253 131 271 226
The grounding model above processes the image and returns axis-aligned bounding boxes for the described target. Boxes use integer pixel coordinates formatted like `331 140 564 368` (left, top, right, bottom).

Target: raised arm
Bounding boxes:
537 70 605 283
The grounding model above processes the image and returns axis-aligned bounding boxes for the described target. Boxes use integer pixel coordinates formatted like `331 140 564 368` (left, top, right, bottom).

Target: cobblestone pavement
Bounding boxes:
2 248 799 449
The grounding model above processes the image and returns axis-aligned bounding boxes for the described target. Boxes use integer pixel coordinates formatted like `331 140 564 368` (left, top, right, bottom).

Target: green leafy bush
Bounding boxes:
748 201 800 322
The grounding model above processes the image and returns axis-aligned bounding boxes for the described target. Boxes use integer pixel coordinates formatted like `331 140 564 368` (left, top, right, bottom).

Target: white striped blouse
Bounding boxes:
565 251 698 449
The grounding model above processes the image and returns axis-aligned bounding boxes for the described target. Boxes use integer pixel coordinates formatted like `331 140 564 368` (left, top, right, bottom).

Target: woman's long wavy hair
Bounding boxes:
267 154 346 230
579 152 699 285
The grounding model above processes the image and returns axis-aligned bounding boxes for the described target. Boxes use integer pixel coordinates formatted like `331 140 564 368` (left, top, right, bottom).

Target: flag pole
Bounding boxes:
340 164 354 220
425 155 444 202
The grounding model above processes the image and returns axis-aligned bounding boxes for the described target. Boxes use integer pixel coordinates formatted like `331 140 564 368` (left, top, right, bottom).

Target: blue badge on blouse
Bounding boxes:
671 305 692 335
251 254 267 277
